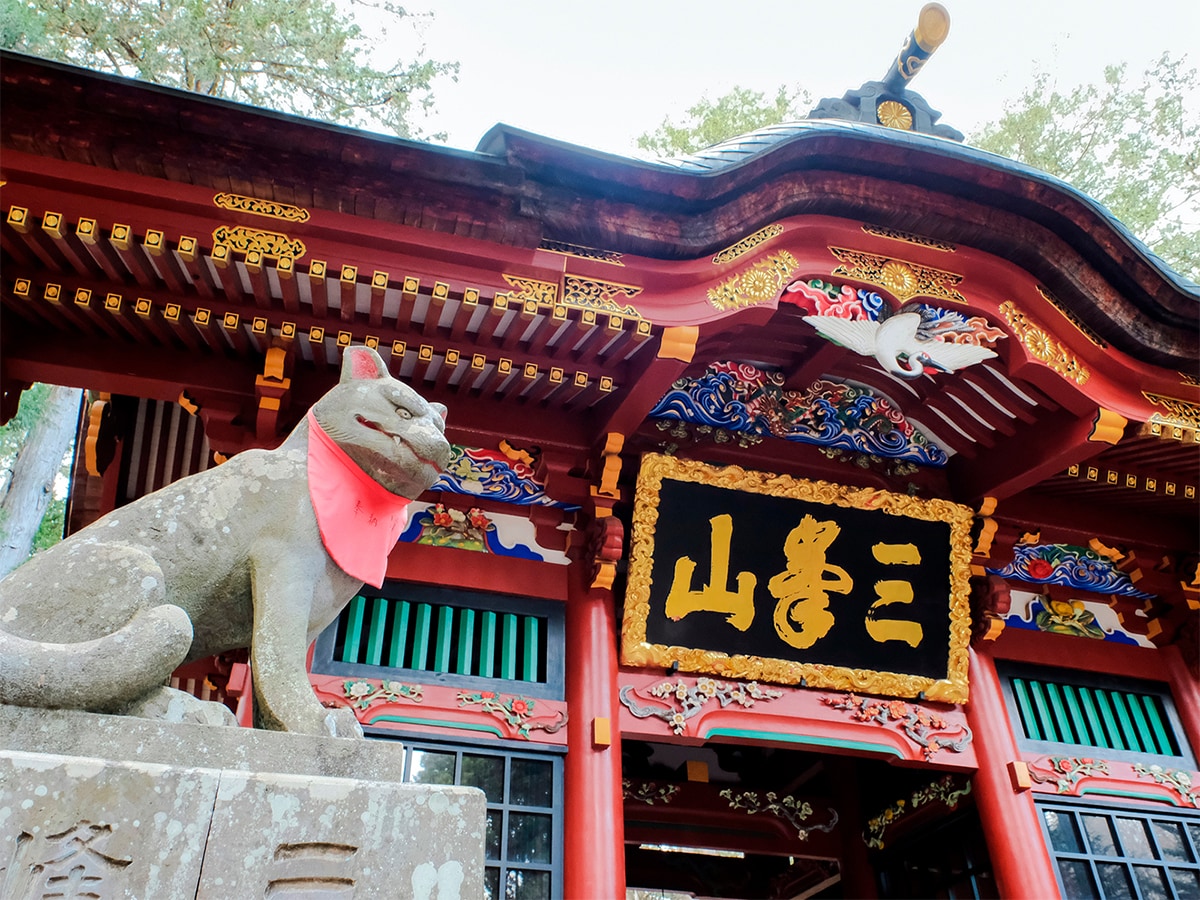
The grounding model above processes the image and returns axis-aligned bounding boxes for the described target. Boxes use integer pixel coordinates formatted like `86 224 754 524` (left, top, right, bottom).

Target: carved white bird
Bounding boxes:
802 311 997 378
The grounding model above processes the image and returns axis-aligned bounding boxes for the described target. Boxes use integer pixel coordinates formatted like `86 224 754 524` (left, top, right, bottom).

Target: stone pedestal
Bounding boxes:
0 706 484 898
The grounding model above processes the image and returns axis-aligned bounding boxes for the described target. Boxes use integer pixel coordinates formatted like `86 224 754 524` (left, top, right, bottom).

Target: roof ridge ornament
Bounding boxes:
808 3 964 141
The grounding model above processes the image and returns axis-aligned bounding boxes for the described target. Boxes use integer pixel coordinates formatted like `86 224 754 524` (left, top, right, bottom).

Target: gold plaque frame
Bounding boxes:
621 453 973 703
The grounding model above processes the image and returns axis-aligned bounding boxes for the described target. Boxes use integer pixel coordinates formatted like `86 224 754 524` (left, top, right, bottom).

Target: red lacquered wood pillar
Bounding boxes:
967 647 1061 899
564 563 625 898
1165 645 1200 758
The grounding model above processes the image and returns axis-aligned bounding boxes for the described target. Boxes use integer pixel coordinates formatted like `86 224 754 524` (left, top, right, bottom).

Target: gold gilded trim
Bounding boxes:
539 239 625 266
830 247 965 303
501 274 559 306
999 301 1089 384
861 224 955 252
1036 285 1107 348
211 225 305 262
707 251 798 311
213 192 310 223
712 225 784 265
621 453 973 704
1143 392 1200 431
562 275 643 317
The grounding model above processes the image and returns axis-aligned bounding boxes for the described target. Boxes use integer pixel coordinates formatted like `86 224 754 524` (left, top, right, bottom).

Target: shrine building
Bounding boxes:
1 9 1198 897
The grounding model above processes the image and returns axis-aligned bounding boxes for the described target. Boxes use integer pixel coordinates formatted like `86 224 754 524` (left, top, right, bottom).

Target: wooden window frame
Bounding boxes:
1037 797 1200 900
367 730 565 900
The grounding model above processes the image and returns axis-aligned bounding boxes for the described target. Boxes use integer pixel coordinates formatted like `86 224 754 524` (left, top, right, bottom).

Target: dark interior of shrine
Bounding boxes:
622 739 997 899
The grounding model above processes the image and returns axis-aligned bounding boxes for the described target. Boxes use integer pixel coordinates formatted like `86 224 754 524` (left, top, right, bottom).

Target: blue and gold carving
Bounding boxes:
988 544 1156 599
650 361 947 466
431 446 581 510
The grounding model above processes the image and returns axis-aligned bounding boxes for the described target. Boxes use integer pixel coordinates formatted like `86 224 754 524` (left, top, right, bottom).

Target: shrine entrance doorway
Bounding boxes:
621 740 996 899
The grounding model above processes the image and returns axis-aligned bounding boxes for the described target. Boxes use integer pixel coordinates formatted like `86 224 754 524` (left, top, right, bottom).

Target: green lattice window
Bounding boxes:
1001 664 1191 766
313 584 564 700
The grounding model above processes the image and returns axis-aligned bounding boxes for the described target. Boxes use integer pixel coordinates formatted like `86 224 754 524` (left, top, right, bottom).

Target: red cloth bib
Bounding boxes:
307 411 410 587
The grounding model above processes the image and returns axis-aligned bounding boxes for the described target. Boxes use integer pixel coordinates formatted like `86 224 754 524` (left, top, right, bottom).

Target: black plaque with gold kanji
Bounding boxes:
622 454 974 702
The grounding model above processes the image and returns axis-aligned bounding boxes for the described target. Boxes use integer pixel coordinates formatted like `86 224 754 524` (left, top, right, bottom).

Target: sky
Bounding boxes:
374 0 1200 157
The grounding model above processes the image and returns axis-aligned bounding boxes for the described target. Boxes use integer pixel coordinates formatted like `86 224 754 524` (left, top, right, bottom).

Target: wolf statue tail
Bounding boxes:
0 604 193 712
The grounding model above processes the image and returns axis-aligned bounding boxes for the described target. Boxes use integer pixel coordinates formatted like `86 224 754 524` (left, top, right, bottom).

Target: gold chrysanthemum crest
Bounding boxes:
706 251 798 311
829 247 965 303
999 301 1089 385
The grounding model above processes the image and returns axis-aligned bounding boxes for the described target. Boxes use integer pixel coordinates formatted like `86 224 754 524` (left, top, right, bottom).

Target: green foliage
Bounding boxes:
0 382 52 471
636 84 810 158
31 493 65 551
0 0 43 48
5 0 457 139
970 54 1199 280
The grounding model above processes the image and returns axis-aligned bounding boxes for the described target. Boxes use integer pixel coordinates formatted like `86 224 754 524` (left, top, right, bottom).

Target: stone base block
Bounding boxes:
1 707 484 899
0 703 409 780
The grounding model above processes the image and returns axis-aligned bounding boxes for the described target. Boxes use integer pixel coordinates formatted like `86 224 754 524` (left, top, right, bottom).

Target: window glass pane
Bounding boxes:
505 869 551 900
1171 868 1200 900
462 754 505 803
1096 863 1135 900
1134 865 1171 900
1117 817 1155 860
1082 814 1118 856
409 749 455 785
1045 809 1085 853
1057 860 1099 899
1153 820 1194 862
510 757 553 808
485 810 502 860
1189 823 1200 856
484 866 500 900
508 812 553 864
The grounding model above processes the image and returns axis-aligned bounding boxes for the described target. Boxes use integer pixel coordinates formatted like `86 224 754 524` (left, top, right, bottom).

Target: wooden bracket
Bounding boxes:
590 432 625 503
587 515 624 592
1008 760 1032 792
254 344 293 442
592 716 612 748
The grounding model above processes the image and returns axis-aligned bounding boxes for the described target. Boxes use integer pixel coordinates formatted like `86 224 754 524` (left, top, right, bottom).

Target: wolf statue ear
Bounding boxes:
340 346 390 383
431 402 448 422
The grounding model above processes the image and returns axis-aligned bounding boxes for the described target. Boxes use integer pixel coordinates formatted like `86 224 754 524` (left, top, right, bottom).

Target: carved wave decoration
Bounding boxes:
987 543 1156 599
432 446 581 510
650 361 948 465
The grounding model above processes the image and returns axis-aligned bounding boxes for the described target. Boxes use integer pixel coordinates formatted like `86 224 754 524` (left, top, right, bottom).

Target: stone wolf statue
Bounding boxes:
0 346 450 737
